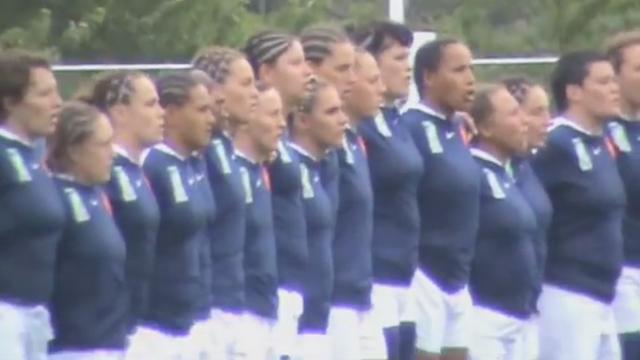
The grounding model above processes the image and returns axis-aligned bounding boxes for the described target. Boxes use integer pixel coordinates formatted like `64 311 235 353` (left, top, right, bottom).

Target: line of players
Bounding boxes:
2 20 640 360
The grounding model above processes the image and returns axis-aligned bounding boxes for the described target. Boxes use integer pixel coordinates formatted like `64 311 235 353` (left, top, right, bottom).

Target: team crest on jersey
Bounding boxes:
239 167 253 204
6 148 32 183
374 112 392 138
484 168 506 199
213 139 231 174
167 166 188 203
114 166 137 202
609 123 632 153
64 187 90 223
300 164 315 199
572 138 593 171
278 141 292 163
422 121 443 154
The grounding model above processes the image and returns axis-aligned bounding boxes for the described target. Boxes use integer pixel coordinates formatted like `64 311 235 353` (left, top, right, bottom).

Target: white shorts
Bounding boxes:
241 313 277 360
0 300 52 360
125 326 193 360
521 316 539 360
326 306 387 360
370 283 415 329
538 284 621 360
273 289 304 357
613 266 640 334
49 350 124 360
189 317 217 359
410 269 472 353
208 308 247 359
469 306 527 360
295 333 331 360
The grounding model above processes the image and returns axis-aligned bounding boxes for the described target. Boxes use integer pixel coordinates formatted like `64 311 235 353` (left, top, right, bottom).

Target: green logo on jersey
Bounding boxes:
114 166 137 202
65 187 90 222
278 141 292 163
167 166 188 203
6 148 31 183
484 169 506 199
572 138 593 171
422 121 443 154
300 163 315 199
213 139 231 174
239 166 253 204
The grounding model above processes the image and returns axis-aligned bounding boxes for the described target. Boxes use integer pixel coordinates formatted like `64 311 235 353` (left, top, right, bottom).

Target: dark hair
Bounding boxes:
346 20 413 56
244 30 296 76
413 38 461 97
192 46 245 85
300 24 350 65
190 69 215 90
502 77 533 104
550 50 609 112
296 78 332 115
470 84 504 131
155 73 201 108
0 50 52 120
77 71 147 112
605 30 640 73
47 101 103 172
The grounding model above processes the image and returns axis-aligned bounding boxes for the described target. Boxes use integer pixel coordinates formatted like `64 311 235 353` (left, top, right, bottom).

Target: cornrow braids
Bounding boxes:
155 73 200 108
47 101 103 173
244 30 296 75
80 71 146 112
300 24 350 65
345 20 413 57
502 77 532 105
192 46 245 85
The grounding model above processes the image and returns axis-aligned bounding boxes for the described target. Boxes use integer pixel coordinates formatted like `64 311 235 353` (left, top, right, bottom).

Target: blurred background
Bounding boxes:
2 0 637 96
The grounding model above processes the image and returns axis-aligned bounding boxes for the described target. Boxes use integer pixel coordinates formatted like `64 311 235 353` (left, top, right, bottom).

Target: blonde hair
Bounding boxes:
605 29 640 72
47 101 103 172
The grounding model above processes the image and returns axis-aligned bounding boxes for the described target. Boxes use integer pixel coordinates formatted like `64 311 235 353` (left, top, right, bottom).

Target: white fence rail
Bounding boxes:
51 57 559 72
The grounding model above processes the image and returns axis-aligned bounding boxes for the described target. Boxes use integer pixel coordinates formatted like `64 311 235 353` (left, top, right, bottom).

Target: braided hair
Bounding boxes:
244 30 296 76
300 25 350 65
502 77 533 105
192 46 245 85
78 71 147 112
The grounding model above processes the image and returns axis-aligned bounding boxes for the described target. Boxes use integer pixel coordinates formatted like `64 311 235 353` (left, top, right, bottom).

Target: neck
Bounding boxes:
64 168 95 186
346 110 366 127
475 140 510 166
383 93 400 108
565 106 603 134
292 132 326 161
234 130 268 163
422 95 454 118
620 97 640 120
114 132 145 163
2 118 33 143
164 132 193 158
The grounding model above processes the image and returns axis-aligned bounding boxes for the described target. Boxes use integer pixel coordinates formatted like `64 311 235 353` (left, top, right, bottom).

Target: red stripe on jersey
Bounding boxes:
261 166 271 192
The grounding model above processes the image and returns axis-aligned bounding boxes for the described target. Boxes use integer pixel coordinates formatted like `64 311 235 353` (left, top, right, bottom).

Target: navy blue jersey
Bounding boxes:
291 144 335 333
607 118 640 267
511 155 552 310
104 148 160 330
319 149 340 215
142 144 208 334
189 154 217 320
0 129 65 305
332 128 374 308
49 176 128 352
532 118 625 303
470 149 538 318
235 152 278 319
358 108 424 286
403 103 481 293
268 140 308 293
203 133 246 312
